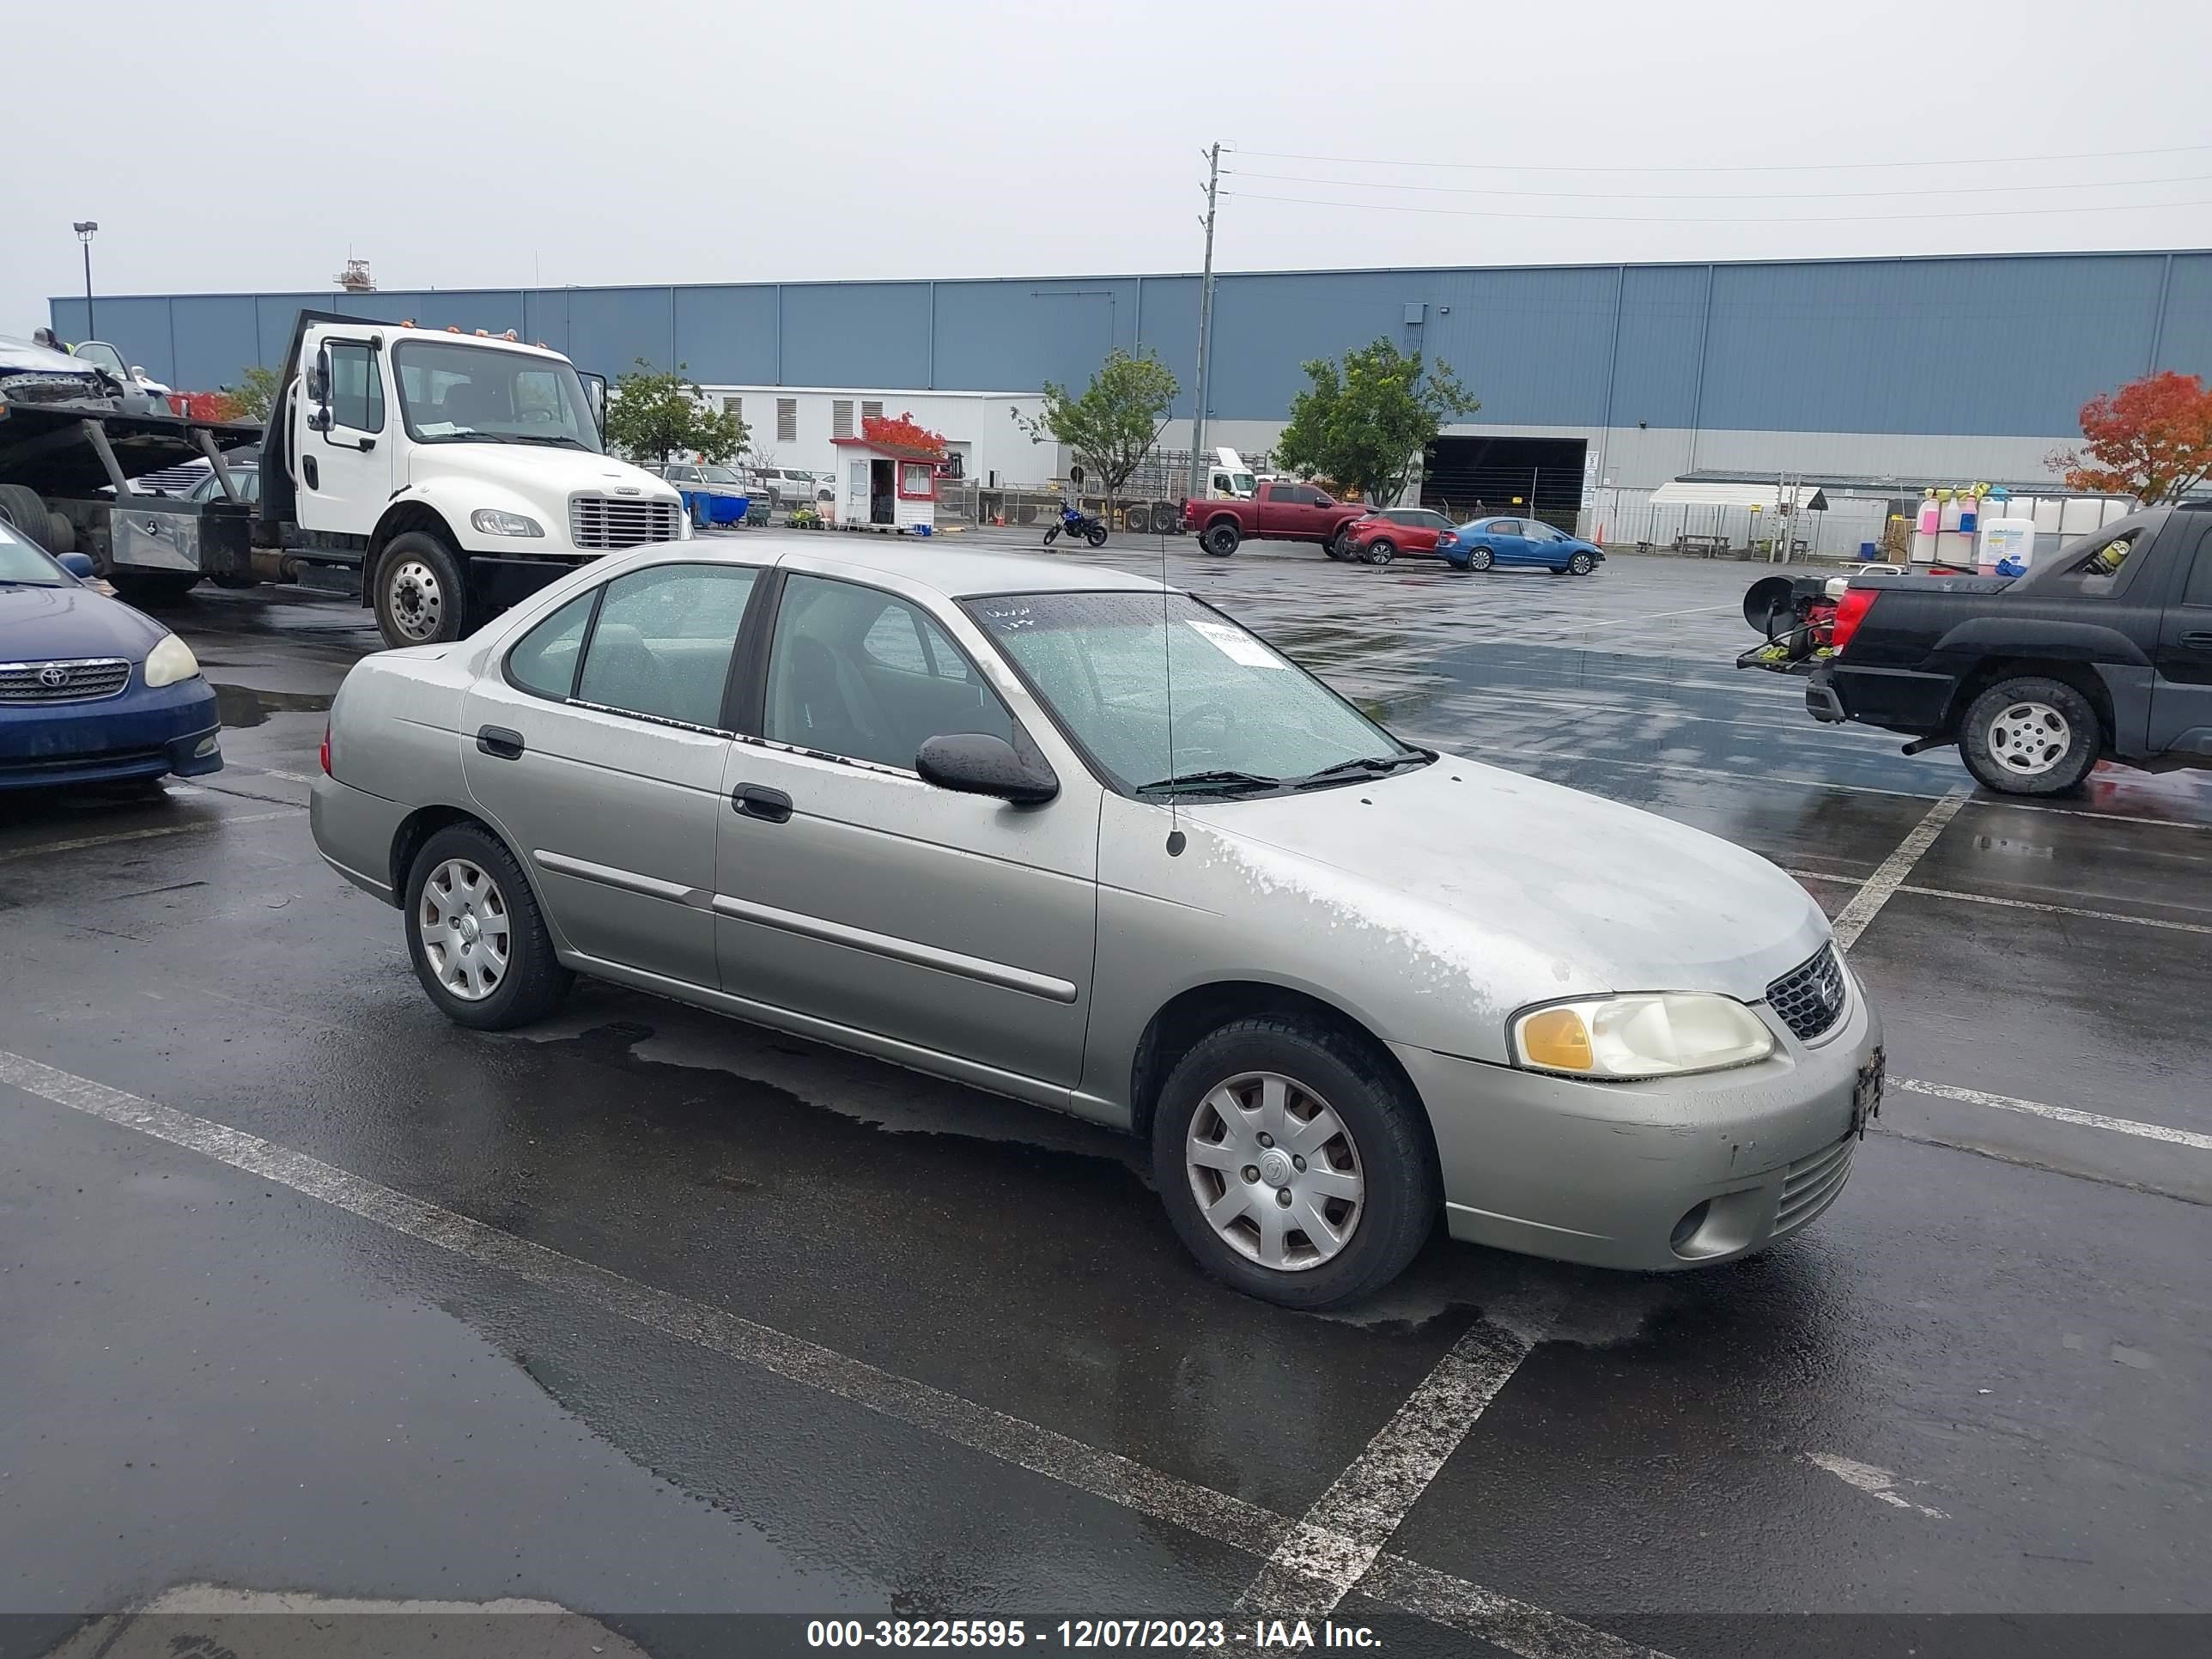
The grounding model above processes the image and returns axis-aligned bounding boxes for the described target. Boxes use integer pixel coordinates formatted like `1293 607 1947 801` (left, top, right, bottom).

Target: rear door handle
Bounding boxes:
732 782 793 823
2181 631 2212 649
476 725 525 760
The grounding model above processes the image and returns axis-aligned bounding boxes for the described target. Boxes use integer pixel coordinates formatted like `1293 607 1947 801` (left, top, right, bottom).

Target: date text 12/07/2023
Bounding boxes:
804 1619 1383 1649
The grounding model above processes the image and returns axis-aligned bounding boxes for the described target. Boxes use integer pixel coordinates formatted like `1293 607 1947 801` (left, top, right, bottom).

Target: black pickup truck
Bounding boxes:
1802 502 2212 795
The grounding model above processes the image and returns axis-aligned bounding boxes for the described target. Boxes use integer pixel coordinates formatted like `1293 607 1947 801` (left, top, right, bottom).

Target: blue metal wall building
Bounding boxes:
52 248 2212 486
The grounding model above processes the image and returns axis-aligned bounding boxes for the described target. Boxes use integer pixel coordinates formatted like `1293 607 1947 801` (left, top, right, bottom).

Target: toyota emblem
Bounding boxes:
38 664 70 689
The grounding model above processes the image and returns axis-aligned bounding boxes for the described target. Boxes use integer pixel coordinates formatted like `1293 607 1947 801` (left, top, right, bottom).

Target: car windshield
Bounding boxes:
0 521 65 583
965 590 1423 796
71 341 127 375
392 340 604 452
701 465 742 484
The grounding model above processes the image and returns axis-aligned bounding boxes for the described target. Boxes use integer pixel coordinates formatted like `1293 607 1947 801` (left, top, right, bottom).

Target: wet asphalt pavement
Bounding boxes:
3 535 2207 1658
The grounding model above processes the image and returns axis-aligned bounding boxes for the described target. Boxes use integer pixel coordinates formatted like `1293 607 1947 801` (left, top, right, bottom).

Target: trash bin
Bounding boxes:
1858 542 1876 558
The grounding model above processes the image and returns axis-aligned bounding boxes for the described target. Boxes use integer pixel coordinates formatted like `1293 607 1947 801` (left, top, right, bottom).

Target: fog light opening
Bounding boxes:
1670 1200 1712 1254
192 734 221 758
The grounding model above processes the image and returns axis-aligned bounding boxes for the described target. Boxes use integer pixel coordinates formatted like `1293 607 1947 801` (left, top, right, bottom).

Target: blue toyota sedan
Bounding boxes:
0 520 222 790
1437 515 1606 575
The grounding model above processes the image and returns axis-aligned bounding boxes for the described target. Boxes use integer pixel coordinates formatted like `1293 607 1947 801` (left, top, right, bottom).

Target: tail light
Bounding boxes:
1829 588 1878 654
319 722 331 775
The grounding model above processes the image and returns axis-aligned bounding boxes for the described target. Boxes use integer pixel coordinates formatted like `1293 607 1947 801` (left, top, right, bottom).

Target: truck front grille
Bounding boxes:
569 496 682 550
0 658 132 703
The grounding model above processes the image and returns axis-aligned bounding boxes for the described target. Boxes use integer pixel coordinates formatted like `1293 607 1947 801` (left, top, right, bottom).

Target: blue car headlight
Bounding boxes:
143 633 201 689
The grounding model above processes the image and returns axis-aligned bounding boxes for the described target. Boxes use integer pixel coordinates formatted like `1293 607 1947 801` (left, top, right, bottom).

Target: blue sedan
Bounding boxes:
0 520 222 790
1437 515 1606 575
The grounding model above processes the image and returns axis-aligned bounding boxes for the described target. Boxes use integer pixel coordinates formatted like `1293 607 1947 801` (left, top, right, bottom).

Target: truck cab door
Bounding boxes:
293 328 394 536
2148 517 2212 758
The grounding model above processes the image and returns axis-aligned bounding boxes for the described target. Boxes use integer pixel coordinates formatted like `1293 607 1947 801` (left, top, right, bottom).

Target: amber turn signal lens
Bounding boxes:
1519 1007 1594 1072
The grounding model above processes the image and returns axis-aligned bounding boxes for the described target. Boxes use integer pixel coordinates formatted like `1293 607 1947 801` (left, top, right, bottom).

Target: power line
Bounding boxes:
1224 167 2212 203
1230 141 2212 175
1219 189 2212 225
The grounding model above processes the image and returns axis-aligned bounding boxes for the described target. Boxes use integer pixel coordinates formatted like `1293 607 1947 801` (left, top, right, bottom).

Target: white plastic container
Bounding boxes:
1978 516 2035 575
2059 496 2105 536
2030 497 2065 535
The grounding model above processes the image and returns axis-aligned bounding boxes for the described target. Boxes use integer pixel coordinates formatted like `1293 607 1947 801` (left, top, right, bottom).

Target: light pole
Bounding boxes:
73 221 99 339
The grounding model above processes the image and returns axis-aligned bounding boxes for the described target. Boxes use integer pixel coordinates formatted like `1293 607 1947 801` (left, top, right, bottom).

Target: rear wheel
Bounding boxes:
1365 539 1396 567
403 823 573 1030
1202 519 1241 557
1085 522 1109 548
0 483 60 551
1324 527 1349 560
1467 546 1494 571
1960 676 2101 796
1152 1016 1438 1309
374 531 469 648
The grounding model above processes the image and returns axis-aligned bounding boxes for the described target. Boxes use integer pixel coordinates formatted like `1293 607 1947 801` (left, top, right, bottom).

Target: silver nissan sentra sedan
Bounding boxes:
312 536 1882 1309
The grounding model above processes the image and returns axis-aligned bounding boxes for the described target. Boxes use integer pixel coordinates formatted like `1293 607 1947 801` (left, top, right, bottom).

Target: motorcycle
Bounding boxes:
1043 504 1109 548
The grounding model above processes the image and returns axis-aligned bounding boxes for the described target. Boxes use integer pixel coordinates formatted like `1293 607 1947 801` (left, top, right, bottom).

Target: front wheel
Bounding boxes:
1959 676 2102 796
1043 525 1060 545
374 532 471 647
1568 551 1596 575
1152 1016 1438 1310
404 824 574 1030
1085 523 1109 548
1467 546 1494 571
1365 539 1395 567
1202 520 1241 557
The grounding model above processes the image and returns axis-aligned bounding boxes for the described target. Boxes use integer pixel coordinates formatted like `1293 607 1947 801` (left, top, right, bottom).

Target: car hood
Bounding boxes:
1180 755 1828 1024
407 444 678 503
0 583 168 661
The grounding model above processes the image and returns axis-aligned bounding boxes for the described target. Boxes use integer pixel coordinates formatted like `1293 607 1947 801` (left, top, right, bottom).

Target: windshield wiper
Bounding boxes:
1292 751 1432 788
502 433 592 450
1134 769 1282 797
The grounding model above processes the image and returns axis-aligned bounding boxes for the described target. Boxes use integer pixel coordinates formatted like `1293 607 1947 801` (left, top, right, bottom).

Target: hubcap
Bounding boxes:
1186 1071 1365 1272
388 558 444 642
417 858 511 1001
1987 701 2071 776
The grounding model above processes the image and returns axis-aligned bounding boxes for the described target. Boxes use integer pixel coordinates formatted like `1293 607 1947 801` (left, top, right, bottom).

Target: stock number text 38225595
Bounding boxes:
805 1620 1234 1649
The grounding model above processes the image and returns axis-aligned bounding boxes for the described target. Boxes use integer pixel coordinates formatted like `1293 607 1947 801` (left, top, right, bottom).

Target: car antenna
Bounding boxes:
1162 475 1184 858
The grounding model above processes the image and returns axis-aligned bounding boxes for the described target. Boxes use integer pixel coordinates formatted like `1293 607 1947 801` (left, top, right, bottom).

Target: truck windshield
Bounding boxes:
392 340 603 453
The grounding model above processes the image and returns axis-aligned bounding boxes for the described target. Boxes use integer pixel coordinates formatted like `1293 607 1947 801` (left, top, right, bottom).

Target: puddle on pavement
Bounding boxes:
210 683 335 728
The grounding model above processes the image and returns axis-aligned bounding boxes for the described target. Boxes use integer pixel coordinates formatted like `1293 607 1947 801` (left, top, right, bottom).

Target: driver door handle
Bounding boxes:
732 783 793 823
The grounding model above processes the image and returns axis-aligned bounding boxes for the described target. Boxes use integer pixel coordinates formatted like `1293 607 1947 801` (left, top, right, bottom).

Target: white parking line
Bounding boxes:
0 1048 1668 1659
1820 787 1972 952
0 808 300 862
1228 1290 1565 1621
1894 1078 2212 1152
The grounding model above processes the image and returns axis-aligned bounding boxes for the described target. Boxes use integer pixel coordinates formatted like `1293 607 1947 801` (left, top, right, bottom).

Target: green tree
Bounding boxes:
1273 338 1476 507
225 365 283 423
603 360 749 465
1014 347 1179 507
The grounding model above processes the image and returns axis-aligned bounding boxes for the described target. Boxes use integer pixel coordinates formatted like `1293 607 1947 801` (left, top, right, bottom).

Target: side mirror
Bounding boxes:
305 350 330 405
916 732 1059 805
58 552 96 580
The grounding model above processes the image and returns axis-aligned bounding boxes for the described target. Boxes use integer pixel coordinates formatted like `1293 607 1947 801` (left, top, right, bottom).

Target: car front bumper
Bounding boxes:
1393 973 1881 1272
0 678 222 789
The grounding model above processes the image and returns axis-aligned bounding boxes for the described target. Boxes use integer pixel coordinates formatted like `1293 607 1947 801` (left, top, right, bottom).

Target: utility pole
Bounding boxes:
73 221 99 338
1188 143 1220 501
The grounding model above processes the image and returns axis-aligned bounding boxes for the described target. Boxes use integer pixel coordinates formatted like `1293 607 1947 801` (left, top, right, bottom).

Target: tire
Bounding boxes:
374 530 469 648
1043 525 1060 545
402 823 573 1030
1569 551 1595 575
0 483 54 550
1324 527 1349 561
1548 564 1571 578
1085 523 1109 548
1152 1015 1439 1310
1467 546 1494 571
1202 519 1241 557
1365 539 1395 567
1959 676 2102 796
108 571 202 605
1124 504 1154 536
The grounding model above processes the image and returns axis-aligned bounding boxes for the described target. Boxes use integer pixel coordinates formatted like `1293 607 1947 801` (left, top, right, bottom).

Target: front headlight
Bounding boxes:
471 509 544 538
143 632 200 689
1511 993 1773 1080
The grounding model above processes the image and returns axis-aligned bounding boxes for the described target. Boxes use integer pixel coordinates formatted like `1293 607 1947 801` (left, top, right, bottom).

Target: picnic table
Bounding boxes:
1674 532 1733 557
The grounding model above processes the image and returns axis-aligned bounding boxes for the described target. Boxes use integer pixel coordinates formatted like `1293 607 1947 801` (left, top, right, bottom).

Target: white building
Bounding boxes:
697 384 1064 489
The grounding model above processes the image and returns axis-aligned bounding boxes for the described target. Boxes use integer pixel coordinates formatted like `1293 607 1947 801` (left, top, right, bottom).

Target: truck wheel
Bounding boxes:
1202 520 1241 557
109 572 202 605
0 484 55 550
374 532 469 647
1960 676 2101 796
1324 527 1349 560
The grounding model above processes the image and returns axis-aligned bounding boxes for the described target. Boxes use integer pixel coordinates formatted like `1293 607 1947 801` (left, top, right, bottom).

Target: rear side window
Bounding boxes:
1488 520 1522 537
2177 524 2212 608
574 564 759 727
507 591 596 699
2048 525 2149 598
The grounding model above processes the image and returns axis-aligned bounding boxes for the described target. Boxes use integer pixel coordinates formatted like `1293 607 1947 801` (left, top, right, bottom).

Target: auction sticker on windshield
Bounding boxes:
1187 619 1284 667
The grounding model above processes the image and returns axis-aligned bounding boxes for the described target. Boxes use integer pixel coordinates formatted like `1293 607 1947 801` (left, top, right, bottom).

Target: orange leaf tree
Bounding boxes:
2048 370 2212 503
175 390 245 422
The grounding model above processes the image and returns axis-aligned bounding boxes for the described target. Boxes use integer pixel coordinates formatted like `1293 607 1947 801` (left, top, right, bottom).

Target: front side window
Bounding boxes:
766 574 1013 769
966 591 1419 796
392 340 602 453
571 564 759 726
72 342 127 375
507 590 597 700
326 342 385 434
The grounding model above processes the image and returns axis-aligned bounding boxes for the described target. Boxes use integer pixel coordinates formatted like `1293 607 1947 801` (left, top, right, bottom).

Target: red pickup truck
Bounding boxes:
1182 480 1370 557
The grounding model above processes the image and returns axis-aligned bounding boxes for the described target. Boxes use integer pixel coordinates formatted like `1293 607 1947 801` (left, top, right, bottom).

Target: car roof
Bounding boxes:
681 532 1167 599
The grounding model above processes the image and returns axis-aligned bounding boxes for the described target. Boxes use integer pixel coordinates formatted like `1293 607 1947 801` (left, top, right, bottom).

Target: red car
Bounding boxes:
1335 507 1458 566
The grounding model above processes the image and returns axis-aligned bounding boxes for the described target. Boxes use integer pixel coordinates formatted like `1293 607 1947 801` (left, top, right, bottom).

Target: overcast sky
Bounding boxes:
7 0 2209 336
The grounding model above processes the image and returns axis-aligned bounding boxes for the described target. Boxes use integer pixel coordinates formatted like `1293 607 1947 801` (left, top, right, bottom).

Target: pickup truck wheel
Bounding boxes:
1365 539 1395 567
1324 527 1349 560
1960 677 2101 796
1202 520 1241 557
1467 546 1494 571
374 532 468 647
1152 1015 1439 1310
